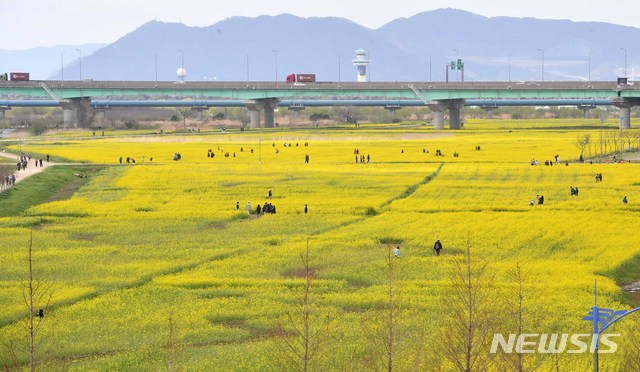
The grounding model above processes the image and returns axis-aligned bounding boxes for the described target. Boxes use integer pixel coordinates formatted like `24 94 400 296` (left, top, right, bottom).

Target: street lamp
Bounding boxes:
588 52 592 83
272 49 278 82
61 52 66 86
621 47 627 78
453 49 459 82
76 48 82 80
178 49 184 82
537 48 544 82
508 53 512 82
154 54 158 87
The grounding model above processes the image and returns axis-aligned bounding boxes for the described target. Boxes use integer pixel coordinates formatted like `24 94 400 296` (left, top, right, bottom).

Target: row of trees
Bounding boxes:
575 128 640 161
272 238 640 371
2 105 637 133
3 233 640 370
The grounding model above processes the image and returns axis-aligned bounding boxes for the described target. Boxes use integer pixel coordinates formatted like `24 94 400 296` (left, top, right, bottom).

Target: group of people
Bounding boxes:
353 148 371 163
530 195 545 206
1 174 16 190
394 239 443 257
595 173 603 182
570 186 579 196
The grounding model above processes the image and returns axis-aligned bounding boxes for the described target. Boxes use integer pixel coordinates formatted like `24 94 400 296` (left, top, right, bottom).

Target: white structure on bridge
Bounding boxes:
352 49 370 82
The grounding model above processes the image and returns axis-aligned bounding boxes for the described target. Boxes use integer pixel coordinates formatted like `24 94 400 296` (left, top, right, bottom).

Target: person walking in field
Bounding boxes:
434 240 443 256
394 246 400 258
236 202 240 211
304 204 308 214
623 196 628 204
246 202 252 215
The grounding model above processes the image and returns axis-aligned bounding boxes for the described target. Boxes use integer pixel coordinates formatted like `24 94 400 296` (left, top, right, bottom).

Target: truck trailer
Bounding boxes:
9 72 30 81
286 74 316 83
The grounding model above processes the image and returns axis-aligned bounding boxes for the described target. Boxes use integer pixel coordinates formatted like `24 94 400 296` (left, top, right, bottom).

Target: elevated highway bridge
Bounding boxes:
1 80 638 129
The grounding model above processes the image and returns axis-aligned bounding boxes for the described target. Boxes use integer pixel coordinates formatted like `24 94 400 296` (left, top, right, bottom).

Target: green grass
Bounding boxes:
0 165 106 217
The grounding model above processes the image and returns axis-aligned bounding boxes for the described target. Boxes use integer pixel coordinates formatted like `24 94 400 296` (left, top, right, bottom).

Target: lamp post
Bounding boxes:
582 280 640 372
61 52 66 86
272 49 278 82
453 49 459 82
76 48 82 80
588 52 592 83
537 48 544 82
178 49 184 82
508 53 512 83
154 54 158 87
338 54 341 82
621 47 627 78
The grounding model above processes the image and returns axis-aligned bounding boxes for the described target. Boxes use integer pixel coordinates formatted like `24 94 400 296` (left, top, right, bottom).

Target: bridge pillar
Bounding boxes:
577 104 595 119
245 98 279 128
483 106 498 119
429 103 447 130
249 111 261 128
0 107 9 120
263 99 280 128
61 97 91 128
618 105 631 129
245 100 265 128
192 107 208 121
448 100 465 129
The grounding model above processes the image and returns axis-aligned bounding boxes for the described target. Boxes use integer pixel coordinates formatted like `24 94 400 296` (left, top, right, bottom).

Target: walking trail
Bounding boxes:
0 151 55 184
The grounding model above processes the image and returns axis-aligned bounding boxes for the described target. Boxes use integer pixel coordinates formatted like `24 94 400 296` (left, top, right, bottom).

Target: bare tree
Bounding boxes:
575 134 590 161
494 262 545 371
277 236 332 371
23 229 53 371
437 240 496 372
177 108 192 130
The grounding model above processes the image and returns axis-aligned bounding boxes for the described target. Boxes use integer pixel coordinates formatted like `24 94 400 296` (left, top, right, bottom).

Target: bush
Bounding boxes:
28 120 49 136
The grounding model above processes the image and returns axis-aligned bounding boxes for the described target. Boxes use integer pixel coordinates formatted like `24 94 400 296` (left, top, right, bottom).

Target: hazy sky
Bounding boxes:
1 0 638 50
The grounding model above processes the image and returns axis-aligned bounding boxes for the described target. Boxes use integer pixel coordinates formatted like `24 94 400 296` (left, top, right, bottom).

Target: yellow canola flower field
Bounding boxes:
1 119 639 370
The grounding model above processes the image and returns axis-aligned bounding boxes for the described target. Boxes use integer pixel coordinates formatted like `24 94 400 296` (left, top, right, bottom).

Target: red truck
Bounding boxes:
10 72 30 81
286 73 316 83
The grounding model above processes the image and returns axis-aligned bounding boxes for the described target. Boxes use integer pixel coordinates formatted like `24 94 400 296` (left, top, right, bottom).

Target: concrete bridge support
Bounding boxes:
192 107 208 121
0 107 9 120
245 98 280 128
448 100 465 129
61 97 91 128
483 106 498 119
429 100 465 129
618 105 631 129
249 110 261 128
429 103 447 130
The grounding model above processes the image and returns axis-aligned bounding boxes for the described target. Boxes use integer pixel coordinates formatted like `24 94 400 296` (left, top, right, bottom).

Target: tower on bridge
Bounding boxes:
352 49 370 82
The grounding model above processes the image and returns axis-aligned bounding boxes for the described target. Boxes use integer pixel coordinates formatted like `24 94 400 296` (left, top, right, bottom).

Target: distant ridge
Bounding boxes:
3 9 639 82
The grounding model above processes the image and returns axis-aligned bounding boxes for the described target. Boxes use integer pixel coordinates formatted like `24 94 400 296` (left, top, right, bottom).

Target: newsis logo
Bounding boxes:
490 333 620 354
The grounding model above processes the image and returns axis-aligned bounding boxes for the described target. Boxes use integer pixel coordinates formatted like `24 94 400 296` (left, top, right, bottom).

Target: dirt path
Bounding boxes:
0 151 55 184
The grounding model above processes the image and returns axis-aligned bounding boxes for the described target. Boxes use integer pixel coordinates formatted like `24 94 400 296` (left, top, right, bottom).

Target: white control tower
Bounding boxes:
352 49 370 82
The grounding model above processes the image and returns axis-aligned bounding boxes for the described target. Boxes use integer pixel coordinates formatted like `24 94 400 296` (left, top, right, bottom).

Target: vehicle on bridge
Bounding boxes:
3 72 30 81
286 73 316 83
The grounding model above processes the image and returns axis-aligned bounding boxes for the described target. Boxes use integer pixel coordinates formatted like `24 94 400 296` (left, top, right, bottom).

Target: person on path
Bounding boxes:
236 202 240 211
394 246 400 258
246 202 252 215
434 240 443 256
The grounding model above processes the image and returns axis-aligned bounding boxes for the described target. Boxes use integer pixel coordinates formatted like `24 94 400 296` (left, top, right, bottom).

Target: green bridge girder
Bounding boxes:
1 81 640 102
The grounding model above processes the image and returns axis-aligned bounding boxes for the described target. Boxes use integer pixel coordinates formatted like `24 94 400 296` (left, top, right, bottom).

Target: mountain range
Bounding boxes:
1 8 638 82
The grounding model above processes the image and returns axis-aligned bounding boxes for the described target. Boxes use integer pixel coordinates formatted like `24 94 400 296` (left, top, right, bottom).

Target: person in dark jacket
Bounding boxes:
434 240 443 256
